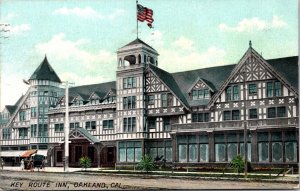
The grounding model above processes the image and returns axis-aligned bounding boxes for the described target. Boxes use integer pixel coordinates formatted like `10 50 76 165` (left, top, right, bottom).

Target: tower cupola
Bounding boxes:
117 38 159 69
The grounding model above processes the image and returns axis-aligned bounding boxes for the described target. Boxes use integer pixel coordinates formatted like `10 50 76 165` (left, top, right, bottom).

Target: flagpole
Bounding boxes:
136 0 139 39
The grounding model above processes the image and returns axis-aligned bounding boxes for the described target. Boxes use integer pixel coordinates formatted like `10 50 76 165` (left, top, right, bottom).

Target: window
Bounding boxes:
148 117 156 129
192 89 210 100
147 95 154 105
226 85 239 101
146 141 172 162
31 124 37 137
267 81 281 97
223 110 240 121
123 96 136 109
38 124 48 137
102 96 115 104
258 132 269 162
163 117 171 131
19 128 28 138
249 108 258 119
223 111 231 121
123 77 137 89
177 135 208 163
123 117 136 132
70 122 80 129
285 131 297 162
161 93 172 107
85 121 96 130
232 110 240 120
55 123 64 132
19 111 26 121
277 107 286 117
119 141 142 162
248 84 257 95
192 113 209 122
103 120 114 129
267 107 276 118
31 107 37 118
2 128 11 140
267 107 286 118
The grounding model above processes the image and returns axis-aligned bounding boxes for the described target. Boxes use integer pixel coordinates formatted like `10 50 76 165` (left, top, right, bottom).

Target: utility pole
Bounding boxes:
62 81 74 172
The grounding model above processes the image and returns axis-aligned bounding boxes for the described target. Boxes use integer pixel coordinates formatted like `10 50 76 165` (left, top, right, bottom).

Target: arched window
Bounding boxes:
138 54 141 64
124 55 136 66
144 55 146 63
119 59 123 67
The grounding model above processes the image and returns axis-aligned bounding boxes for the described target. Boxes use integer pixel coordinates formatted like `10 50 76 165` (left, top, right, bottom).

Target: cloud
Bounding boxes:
35 33 115 71
53 7 125 20
107 9 126 20
219 16 288 32
173 36 194 50
0 13 16 23
145 29 164 48
159 36 226 72
53 7 104 19
9 24 31 35
1 73 28 109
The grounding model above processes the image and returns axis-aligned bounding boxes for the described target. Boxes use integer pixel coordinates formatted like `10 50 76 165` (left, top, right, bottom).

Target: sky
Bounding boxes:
0 0 298 110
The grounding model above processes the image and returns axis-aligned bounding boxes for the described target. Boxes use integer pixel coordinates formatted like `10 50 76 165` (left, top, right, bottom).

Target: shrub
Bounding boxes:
230 155 245 175
137 155 155 173
79 156 91 170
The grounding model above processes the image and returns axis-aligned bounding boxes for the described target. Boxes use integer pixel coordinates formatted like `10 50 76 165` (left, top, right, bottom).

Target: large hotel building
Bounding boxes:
0 38 298 168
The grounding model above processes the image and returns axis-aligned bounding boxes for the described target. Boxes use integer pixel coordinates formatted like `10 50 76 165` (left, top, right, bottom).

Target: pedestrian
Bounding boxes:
20 159 24 170
1 158 4 170
30 159 34 172
42 158 46 171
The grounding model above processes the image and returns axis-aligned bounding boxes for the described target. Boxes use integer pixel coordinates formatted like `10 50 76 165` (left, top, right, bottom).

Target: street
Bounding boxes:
0 170 298 190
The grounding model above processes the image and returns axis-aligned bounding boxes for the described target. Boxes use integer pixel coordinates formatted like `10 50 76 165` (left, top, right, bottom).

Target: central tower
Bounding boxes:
115 38 159 163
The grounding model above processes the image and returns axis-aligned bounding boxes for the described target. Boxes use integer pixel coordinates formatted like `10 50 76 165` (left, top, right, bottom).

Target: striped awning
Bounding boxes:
20 149 37 157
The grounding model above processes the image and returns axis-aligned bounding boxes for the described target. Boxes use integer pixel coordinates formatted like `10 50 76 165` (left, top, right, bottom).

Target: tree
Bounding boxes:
137 155 155 173
79 156 91 170
230 155 245 175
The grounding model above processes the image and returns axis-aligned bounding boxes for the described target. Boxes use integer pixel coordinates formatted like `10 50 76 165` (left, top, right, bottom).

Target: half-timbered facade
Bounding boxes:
0 39 298 168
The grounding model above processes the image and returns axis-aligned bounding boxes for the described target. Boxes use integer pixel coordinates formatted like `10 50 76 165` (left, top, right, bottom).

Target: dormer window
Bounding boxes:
192 89 209 100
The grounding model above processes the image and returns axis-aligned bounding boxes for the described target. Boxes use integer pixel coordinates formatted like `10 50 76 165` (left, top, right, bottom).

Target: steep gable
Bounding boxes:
208 44 298 107
146 64 189 110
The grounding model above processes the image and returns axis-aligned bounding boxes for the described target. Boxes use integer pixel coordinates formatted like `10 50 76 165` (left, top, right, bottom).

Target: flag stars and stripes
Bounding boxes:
137 4 154 28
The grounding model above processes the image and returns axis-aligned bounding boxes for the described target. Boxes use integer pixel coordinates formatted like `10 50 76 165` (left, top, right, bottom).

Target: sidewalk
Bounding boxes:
1 166 99 172
1 166 299 184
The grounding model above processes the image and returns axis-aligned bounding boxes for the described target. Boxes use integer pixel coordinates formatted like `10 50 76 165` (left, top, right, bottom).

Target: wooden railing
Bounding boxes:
172 117 298 132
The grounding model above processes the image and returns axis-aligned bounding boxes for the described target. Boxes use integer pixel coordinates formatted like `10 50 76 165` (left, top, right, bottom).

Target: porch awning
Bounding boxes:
20 149 37 157
63 128 100 144
0 151 23 157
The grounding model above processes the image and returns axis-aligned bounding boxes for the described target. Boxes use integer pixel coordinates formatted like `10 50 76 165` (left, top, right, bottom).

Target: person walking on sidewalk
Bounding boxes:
20 159 24 170
0 158 4 170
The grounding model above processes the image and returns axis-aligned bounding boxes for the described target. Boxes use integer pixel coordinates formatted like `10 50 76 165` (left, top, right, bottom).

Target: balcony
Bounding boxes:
171 117 298 132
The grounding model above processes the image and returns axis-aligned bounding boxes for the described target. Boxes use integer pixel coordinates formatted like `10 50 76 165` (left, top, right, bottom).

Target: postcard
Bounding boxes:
0 0 298 190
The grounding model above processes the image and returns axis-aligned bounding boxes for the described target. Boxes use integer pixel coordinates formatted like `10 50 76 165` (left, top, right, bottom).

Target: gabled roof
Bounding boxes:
121 38 155 51
148 64 190 109
5 105 17 114
187 77 216 93
267 56 298 92
68 81 116 103
69 128 100 144
29 56 61 83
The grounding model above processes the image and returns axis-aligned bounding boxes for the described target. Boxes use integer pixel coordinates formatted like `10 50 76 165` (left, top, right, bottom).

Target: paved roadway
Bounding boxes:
0 168 298 190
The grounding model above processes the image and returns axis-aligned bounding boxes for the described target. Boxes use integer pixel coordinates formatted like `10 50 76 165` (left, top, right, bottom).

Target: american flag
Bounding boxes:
137 4 154 28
